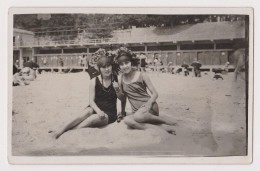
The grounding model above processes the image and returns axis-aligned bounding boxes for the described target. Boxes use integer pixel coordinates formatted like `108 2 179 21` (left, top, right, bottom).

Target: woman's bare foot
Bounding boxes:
53 132 62 139
161 124 177 135
49 130 63 139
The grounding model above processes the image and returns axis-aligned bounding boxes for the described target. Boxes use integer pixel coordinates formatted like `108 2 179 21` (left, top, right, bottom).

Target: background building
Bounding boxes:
13 20 246 70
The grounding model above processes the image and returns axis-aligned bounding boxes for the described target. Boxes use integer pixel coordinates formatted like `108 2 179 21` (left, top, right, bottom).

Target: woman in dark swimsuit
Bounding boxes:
53 56 118 139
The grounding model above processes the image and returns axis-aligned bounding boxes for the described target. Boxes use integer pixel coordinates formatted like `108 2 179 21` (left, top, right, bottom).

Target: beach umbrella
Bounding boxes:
23 61 39 69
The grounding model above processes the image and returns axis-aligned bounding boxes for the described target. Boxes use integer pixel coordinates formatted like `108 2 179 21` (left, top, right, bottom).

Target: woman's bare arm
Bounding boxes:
113 75 126 101
142 73 158 104
88 78 102 114
118 75 126 114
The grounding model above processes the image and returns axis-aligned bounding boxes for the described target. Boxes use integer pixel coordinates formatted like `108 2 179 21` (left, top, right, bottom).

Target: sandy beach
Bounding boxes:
12 71 247 156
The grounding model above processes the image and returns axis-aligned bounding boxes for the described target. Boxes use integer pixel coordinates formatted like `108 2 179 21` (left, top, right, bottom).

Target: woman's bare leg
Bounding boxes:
54 107 94 139
75 114 109 128
124 115 176 134
133 107 177 126
123 115 147 130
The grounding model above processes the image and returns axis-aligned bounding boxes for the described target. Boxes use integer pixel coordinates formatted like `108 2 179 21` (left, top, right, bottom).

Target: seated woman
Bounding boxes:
13 67 36 86
115 49 177 134
53 56 118 139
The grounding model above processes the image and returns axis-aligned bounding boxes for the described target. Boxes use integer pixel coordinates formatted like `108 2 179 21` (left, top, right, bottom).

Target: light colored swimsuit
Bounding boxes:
122 72 151 113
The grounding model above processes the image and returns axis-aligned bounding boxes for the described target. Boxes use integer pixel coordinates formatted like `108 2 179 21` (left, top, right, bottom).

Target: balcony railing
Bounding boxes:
13 32 245 48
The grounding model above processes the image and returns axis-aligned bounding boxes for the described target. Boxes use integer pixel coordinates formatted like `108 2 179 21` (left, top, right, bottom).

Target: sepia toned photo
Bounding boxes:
8 7 253 164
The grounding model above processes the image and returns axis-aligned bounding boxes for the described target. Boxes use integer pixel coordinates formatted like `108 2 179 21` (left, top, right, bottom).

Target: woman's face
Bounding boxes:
99 65 112 77
118 56 132 74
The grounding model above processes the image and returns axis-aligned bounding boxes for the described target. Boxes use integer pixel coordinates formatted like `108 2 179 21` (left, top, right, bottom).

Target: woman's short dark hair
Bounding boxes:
116 48 139 66
97 56 112 69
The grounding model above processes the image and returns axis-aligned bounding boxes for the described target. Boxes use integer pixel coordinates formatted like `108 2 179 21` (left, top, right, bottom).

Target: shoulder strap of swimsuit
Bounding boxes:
96 76 101 86
139 72 147 87
138 72 143 83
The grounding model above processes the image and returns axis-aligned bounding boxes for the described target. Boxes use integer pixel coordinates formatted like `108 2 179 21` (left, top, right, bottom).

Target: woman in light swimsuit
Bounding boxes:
115 50 177 134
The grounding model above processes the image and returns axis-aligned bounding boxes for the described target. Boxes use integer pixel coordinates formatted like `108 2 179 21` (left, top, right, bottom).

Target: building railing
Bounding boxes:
13 32 245 48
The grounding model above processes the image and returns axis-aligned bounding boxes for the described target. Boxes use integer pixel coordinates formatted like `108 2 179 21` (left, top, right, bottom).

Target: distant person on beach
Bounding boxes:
13 67 36 86
15 60 19 68
167 62 174 74
82 55 87 67
20 67 36 80
153 55 159 72
181 63 189 76
13 64 18 75
191 60 202 77
139 53 147 72
53 55 119 139
43 57 47 66
115 49 177 134
24 58 39 69
59 57 64 67
224 61 230 74
78 55 83 66
23 58 40 76
233 48 248 81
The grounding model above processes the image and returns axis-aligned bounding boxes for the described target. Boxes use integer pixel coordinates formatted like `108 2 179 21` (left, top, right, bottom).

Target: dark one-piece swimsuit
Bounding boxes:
93 77 117 123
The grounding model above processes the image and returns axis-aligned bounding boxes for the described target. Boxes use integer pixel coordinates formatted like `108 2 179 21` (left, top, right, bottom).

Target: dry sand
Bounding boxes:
12 71 247 156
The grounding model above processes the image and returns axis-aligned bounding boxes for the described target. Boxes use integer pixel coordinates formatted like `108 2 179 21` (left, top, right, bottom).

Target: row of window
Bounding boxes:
38 43 234 54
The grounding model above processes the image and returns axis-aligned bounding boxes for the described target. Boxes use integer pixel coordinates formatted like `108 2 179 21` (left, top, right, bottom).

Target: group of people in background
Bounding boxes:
13 59 39 86
137 53 233 79
136 53 203 77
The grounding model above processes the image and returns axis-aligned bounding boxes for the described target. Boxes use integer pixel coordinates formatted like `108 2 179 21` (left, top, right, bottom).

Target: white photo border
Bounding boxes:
7 7 254 164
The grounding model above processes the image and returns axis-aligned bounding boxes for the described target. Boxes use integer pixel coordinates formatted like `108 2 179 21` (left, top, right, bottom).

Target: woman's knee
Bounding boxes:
133 112 146 123
133 110 160 123
89 114 109 127
78 108 93 119
85 107 94 115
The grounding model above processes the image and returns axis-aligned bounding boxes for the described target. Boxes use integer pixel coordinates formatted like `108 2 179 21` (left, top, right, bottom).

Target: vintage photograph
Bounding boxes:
9 8 253 164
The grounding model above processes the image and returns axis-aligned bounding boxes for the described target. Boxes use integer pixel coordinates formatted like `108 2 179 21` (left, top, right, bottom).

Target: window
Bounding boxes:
39 49 62 54
63 48 87 53
216 43 233 49
180 44 214 50
147 45 177 51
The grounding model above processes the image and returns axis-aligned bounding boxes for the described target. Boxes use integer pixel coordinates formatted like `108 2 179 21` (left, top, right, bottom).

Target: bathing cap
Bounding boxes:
97 56 112 68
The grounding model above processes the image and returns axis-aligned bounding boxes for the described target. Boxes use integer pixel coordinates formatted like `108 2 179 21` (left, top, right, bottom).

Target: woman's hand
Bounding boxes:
97 111 106 120
118 111 126 117
112 82 120 92
117 111 126 123
141 101 153 112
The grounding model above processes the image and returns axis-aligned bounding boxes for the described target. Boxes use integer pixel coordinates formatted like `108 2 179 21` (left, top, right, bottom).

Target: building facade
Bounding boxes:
13 21 246 69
